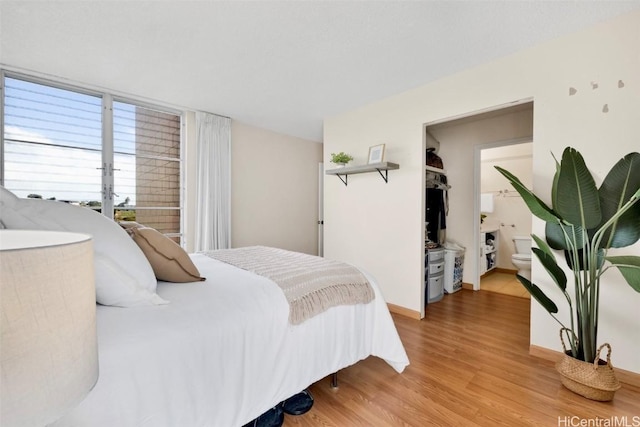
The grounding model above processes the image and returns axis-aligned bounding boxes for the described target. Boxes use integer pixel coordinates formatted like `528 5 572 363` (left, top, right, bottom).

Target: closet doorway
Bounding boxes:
424 100 533 302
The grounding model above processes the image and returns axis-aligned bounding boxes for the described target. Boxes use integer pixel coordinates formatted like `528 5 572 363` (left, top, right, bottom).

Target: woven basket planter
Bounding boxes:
555 330 621 401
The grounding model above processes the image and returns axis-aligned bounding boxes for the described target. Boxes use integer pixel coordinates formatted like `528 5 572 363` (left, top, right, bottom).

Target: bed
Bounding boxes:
0 186 409 426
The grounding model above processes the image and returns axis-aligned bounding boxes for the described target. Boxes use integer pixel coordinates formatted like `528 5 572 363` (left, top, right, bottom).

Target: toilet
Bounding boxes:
511 236 532 281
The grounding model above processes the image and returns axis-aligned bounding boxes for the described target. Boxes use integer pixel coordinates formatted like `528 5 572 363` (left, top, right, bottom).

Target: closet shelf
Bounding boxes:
326 162 399 186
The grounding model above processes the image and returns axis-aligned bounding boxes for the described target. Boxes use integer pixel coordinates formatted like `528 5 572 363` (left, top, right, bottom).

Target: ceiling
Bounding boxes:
1 1 639 142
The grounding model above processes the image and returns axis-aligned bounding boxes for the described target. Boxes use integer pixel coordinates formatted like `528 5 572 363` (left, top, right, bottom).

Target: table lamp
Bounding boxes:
1 230 99 427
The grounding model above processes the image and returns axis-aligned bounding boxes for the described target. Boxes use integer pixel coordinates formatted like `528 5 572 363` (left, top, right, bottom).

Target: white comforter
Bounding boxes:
54 254 409 427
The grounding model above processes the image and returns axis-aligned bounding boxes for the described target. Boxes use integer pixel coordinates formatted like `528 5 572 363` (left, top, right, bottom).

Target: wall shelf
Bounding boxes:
326 162 399 186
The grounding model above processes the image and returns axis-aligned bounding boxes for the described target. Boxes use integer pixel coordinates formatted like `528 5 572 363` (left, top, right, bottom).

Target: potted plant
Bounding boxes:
495 147 640 401
330 152 353 167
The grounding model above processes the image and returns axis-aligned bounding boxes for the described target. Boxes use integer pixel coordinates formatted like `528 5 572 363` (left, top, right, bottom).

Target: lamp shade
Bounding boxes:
1 230 98 427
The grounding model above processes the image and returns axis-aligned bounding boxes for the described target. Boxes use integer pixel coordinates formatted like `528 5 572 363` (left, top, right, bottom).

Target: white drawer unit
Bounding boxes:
427 274 444 303
429 247 445 262
425 247 444 305
428 260 444 275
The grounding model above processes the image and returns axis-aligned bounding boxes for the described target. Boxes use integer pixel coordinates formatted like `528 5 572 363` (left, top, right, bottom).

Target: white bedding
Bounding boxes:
54 254 409 427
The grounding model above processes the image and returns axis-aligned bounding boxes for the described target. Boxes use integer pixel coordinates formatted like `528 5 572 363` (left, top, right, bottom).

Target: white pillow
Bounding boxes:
0 186 167 307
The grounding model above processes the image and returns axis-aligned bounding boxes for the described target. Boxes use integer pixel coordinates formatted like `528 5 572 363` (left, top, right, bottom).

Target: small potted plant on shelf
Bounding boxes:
330 152 353 167
495 147 640 401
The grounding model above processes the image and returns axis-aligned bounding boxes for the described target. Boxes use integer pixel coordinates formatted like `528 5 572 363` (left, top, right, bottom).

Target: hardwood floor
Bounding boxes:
480 271 530 299
286 290 640 426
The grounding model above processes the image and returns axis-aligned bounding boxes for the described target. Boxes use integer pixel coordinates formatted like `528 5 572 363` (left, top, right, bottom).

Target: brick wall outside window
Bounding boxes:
117 107 181 236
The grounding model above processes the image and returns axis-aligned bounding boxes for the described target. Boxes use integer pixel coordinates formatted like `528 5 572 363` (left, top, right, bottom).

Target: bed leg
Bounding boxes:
330 372 338 389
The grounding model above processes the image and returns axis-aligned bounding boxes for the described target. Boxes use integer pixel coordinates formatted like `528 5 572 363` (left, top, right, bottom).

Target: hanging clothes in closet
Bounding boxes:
425 171 449 245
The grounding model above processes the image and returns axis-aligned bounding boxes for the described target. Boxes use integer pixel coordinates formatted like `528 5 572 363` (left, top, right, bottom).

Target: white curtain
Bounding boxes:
195 112 231 251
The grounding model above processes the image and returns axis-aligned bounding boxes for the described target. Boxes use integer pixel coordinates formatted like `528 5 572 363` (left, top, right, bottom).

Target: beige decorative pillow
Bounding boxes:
130 227 205 283
118 221 144 236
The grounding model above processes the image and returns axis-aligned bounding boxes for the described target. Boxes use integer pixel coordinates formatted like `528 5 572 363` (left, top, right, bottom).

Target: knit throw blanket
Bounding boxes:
202 246 375 325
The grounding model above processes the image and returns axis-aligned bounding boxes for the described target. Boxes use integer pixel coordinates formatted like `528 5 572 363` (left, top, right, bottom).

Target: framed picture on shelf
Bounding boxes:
367 144 385 164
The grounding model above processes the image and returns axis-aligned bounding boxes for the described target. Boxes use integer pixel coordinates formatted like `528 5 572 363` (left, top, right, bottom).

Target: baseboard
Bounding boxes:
461 282 474 290
530 345 640 388
387 303 421 320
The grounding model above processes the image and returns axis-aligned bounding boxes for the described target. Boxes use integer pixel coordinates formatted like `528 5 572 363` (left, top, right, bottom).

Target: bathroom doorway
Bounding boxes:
478 142 533 298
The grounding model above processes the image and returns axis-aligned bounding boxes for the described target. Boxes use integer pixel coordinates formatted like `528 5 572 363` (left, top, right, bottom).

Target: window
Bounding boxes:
112 101 182 238
1 73 183 242
3 77 103 203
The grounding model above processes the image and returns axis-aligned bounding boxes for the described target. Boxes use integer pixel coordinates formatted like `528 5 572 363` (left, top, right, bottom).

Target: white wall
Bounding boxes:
324 11 640 372
183 116 322 255
230 121 322 255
